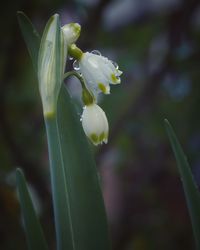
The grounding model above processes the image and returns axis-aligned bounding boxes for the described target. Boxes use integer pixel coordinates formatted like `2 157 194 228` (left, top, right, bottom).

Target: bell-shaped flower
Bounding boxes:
81 104 109 145
61 23 81 45
78 51 122 97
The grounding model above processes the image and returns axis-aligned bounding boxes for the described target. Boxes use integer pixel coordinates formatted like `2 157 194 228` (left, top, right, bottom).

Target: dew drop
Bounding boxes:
91 50 101 56
69 56 74 60
80 117 83 122
73 60 80 70
111 60 119 69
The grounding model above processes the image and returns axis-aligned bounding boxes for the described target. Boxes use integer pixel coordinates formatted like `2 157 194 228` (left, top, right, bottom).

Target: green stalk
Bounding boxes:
45 115 74 250
63 71 95 105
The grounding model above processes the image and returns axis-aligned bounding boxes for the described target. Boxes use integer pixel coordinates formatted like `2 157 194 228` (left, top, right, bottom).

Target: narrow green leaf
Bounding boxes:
17 11 40 71
165 119 200 249
45 85 111 250
56 85 111 250
16 168 48 250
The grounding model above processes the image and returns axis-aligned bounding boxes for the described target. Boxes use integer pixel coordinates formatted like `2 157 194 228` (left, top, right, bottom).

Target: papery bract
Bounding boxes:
38 14 67 117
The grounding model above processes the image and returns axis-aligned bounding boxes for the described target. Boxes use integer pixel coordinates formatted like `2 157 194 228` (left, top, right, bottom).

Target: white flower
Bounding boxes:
81 104 109 145
79 52 122 97
62 23 81 44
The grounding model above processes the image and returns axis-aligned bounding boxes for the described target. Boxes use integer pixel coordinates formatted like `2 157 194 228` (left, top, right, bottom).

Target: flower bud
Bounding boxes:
81 104 109 145
38 14 67 117
62 23 81 45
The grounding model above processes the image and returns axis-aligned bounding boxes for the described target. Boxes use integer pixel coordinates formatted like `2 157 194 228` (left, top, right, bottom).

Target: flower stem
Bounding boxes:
63 71 95 105
68 44 83 60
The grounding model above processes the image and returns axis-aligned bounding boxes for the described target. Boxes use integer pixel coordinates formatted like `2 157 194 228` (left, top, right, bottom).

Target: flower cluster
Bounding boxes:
62 24 122 145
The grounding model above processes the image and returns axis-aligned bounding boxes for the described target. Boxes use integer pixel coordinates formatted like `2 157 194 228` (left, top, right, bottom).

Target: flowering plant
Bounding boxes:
16 12 121 250
16 11 200 250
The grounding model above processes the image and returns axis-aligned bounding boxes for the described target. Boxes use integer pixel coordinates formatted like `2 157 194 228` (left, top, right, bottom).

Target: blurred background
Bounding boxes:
1 0 200 249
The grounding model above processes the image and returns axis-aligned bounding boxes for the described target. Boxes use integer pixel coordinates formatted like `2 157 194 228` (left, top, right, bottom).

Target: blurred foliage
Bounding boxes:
1 0 200 249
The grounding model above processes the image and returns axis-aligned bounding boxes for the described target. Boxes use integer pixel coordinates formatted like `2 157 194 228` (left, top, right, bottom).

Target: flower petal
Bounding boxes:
81 104 109 145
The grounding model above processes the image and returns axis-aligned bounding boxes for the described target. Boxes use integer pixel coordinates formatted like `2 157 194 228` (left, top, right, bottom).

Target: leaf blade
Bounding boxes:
165 119 200 249
56 85 111 250
16 168 48 250
17 11 40 71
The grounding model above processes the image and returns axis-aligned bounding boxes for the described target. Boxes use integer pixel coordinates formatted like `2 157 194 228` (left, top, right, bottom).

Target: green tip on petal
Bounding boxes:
99 132 105 142
90 133 99 145
89 132 108 146
111 73 120 84
102 132 108 144
98 83 110 94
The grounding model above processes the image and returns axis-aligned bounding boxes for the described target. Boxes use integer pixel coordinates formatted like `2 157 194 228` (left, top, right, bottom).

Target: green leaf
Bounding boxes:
165 119 200 250
58 85 111 250
45 84 111 250
16 168 48 250
17 11 40 72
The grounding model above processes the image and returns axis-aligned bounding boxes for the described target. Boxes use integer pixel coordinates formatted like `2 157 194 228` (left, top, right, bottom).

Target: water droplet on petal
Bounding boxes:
73 60 80 70
111 60 119 69
91 50 101 56
69 56 73 60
